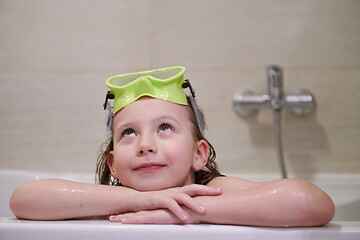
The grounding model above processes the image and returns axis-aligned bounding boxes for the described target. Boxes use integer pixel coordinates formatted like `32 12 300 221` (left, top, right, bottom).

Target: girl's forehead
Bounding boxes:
114 97 190 122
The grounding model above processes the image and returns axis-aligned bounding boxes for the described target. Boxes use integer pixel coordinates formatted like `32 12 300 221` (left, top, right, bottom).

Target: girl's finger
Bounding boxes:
109 214 126 222
110 210 180 224
172 193 207 215
162 198 189 222
181 185 222 197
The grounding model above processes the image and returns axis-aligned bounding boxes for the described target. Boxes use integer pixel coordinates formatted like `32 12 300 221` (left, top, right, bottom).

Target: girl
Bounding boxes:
10 66 334 226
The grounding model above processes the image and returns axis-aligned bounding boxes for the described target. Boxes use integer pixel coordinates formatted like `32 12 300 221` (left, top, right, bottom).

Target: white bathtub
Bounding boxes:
1 169 360 239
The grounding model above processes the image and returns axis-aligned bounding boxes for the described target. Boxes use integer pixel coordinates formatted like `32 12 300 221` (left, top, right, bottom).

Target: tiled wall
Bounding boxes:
1 0 359 178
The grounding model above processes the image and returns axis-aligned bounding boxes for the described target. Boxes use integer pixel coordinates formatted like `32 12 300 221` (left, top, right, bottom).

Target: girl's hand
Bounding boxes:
109 208 200 224
126 184 221 222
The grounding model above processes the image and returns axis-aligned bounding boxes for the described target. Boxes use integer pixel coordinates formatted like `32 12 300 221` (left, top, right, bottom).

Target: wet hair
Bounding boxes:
96 96 222 186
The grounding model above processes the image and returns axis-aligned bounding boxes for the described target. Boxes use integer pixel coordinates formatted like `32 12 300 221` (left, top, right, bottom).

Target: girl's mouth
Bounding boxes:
134 164 166 172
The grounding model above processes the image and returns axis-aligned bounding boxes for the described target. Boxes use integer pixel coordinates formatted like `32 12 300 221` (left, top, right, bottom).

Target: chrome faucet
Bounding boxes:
233 65 315 117
233 65 316 178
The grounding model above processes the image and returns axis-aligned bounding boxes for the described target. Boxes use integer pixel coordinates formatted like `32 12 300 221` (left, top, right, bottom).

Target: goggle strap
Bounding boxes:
103 91 114 110
103 91 114 132
182 79 196 98
183 79 204 133
189 94 205 133
105 102 114 132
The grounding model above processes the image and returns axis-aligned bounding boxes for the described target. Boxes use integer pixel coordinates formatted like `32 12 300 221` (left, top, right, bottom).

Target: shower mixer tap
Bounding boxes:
233 66 316 117
232 65 316 179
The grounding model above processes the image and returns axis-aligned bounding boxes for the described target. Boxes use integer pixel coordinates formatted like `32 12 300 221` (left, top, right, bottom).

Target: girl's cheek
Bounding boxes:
114 145 135 161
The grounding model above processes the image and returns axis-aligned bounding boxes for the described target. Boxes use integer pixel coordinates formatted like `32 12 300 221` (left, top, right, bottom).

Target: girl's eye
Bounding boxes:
158 123 173 132
122 128 136 137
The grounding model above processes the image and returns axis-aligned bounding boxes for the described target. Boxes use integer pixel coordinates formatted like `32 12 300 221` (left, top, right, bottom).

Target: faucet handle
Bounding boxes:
285 89 316 116
233 90 270 117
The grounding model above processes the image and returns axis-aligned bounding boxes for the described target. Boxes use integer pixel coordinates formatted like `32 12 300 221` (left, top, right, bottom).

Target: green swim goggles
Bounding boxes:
103 66 204 132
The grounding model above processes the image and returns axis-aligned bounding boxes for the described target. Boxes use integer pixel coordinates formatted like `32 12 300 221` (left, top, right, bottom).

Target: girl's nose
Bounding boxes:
138 148 153 155
137 134 157 156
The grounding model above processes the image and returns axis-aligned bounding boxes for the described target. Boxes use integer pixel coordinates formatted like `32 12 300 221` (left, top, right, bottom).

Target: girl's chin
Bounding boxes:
123 175 194 191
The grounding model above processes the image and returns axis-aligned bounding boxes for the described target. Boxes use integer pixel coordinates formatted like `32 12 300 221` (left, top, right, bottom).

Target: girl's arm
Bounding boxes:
111 177 335 227
10 179 133 220
197 177 335 227
9 179 221 221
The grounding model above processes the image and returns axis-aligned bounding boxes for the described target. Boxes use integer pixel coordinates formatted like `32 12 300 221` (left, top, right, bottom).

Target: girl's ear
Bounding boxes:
106 151 117 177
193 140 209 171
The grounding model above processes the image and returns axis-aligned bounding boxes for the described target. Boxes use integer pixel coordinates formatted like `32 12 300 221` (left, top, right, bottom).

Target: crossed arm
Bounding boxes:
9 177 334 227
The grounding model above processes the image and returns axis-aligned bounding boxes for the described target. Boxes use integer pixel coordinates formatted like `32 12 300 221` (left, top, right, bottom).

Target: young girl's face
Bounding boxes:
107 97 208 191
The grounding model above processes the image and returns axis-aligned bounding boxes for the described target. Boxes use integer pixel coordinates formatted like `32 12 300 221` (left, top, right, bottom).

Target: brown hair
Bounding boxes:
96 97 222 186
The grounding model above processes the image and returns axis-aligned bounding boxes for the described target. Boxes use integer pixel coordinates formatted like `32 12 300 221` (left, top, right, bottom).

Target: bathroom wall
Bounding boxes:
1 0 359 178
